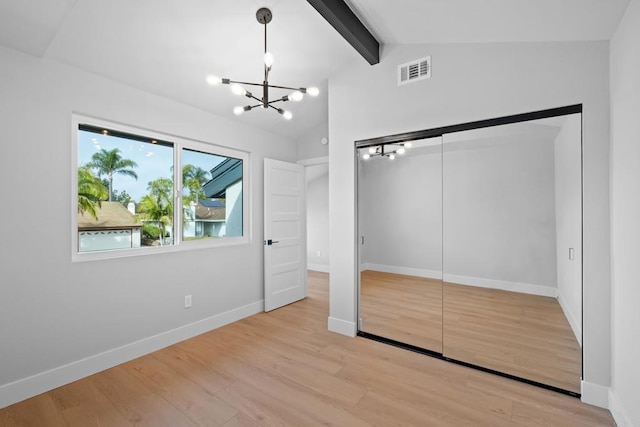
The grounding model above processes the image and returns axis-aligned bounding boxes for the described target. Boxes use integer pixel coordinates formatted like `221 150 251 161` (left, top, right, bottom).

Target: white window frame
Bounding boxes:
71 114 250 262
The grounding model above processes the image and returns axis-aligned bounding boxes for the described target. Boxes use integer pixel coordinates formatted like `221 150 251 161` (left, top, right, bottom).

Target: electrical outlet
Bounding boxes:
184 295 192 308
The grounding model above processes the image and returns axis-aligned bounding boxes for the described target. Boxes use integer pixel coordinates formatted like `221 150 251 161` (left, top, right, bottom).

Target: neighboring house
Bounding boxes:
183 199 226 238
77 202 141 252
202 158 243 237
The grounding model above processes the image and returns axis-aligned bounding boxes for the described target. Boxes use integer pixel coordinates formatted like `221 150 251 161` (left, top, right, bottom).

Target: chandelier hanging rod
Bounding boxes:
206 7 319 120
216 78 314 93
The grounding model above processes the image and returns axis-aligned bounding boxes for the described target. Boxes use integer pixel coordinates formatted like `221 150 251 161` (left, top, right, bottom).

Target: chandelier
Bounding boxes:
361 142 413 160
205 7 319 120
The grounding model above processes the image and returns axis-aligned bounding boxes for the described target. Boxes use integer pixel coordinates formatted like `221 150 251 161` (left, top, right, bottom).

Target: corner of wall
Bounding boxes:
609 389 636 427
581 380 610 409
328 316 357 337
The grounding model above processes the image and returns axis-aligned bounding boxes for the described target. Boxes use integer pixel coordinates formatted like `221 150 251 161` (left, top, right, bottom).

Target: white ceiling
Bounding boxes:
347 0 630 44
0 0 630 140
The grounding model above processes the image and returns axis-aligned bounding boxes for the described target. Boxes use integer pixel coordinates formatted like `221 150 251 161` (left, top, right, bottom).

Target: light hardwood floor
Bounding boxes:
1 271 611 426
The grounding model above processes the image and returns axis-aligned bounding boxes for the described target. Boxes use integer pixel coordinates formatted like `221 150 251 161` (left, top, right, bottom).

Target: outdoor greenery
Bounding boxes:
77 165 108 220
88 148 138 201
138 177 174 245
79 146 216 245
142 223 170 240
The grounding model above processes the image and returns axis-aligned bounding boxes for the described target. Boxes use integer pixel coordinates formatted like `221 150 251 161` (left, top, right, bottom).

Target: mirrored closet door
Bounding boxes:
442 113 582 393
358 137 443 353
357 106 583 395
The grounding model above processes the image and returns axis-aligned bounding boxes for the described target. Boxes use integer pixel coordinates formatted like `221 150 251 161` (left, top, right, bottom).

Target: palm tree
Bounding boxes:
182 164 210 205
139 177 173 245
88 148 138 201
77 166 108 220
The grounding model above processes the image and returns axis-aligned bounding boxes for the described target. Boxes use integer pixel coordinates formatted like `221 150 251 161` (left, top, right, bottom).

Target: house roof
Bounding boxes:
203 158 242 199
78 202 141 230
195 202 225 221
200 199 225 208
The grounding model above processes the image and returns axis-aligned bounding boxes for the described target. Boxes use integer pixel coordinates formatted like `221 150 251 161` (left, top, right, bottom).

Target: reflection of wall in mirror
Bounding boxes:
442 130 558 295
358 120 582 332
359 146 442 277
554 114 582 344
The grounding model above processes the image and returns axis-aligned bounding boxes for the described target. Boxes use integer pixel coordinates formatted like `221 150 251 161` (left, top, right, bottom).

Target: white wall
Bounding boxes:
358 144 442 276
306 168 330 272
0 46 296 408
328 41 611 396
610 0 640 425
554 114 583 345
297 121 329 161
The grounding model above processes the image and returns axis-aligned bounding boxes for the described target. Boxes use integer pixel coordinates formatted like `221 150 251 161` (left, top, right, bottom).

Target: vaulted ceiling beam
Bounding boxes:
306 0 380 65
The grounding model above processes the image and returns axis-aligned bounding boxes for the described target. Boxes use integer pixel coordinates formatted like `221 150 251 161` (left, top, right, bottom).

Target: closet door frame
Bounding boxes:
354 104 583 398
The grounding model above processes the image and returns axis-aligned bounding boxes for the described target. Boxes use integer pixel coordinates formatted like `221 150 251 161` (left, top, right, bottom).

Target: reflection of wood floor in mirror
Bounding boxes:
360 270 443 352
443 282 581 394
360 270 581 394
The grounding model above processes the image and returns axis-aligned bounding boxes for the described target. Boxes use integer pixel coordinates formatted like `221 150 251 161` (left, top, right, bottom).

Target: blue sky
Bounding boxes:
78 130 225 201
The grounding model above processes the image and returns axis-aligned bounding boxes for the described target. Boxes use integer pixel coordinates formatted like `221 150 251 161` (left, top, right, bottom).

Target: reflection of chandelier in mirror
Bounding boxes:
205 8 319 120
361 142 412 160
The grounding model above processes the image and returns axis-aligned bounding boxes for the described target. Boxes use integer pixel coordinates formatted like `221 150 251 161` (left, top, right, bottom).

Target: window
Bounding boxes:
73 116 248 260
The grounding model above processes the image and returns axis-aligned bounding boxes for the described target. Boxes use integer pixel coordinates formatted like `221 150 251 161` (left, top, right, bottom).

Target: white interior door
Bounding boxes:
264 158 307 311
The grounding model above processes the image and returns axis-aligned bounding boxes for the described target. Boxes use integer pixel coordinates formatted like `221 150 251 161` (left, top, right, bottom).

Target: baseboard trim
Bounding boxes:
443 273 558 298
558 291 582 346
609 389 635 427
361 263 557 298
328 316 356 337
0 300 264 410
362 263 441 280
581 381 609 409
308 263 330 273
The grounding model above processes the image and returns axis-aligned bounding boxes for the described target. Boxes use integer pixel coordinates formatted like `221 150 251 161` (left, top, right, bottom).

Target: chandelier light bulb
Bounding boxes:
404 142 413 148
206 75 222 86
230 84 246 96
389 153 396 160
264 52 275 68
288 91 304 102
363 153 371 160
206 8 321 121
368 147 376 154
397 147 406 155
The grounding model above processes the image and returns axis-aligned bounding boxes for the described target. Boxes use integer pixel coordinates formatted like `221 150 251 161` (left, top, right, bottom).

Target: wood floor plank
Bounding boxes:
0 271 613 426
360 270 443 352
0 393 70 427
443 282 582 393
49 378 134 427
123 355 238 426
214 359 370 427
89 366 197 427
219 412 262 427
149 344 236 396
